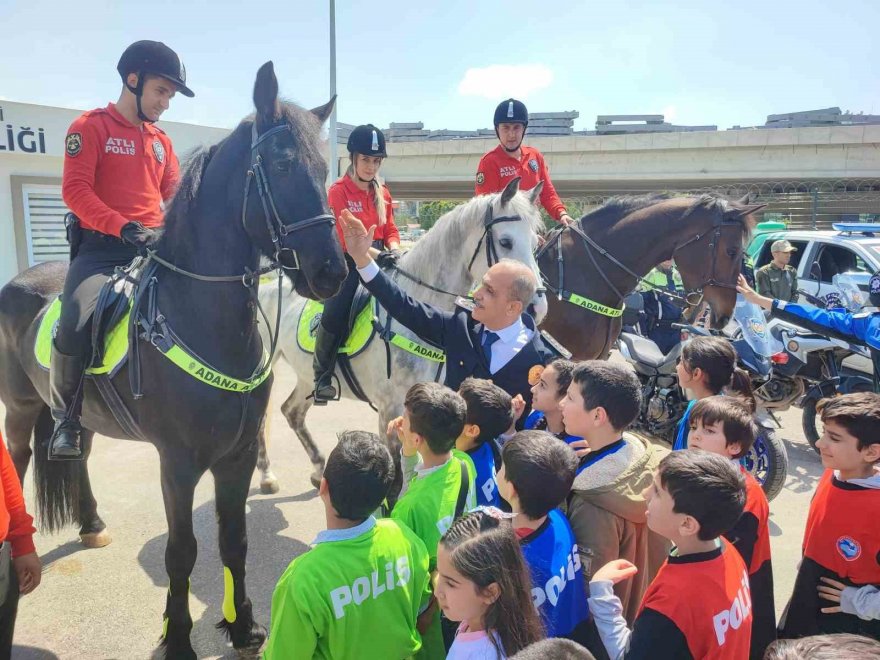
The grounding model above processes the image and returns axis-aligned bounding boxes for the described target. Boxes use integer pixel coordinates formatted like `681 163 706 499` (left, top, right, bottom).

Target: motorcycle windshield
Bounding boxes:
833 273 869 311
734 295 784 357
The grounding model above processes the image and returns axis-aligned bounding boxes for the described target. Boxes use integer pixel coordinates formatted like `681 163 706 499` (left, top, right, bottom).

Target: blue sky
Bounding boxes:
2 0 878 132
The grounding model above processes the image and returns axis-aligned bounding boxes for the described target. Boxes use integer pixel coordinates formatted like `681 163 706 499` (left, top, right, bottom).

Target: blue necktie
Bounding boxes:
482 331 499 367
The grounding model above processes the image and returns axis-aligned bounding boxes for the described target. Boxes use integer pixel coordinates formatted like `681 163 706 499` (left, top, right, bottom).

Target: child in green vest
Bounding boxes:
264 430 432 660
388 382 478 658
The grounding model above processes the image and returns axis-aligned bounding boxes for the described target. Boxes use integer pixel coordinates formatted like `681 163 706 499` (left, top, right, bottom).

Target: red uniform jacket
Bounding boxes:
0 432 36 558
62 103 179 237
780 470 880 640
628 540 752 659
327 175 399 250
724 470 775 658
474 145 566 221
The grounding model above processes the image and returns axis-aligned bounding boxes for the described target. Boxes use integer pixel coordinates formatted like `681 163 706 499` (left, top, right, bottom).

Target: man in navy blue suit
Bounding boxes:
339 209 554 411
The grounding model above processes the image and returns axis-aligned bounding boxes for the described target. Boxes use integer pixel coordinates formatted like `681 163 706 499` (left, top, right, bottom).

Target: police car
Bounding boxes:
753 223 880 306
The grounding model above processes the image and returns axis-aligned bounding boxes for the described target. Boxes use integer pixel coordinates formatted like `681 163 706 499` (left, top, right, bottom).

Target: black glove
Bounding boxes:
375 248 404 269
120 221 161 253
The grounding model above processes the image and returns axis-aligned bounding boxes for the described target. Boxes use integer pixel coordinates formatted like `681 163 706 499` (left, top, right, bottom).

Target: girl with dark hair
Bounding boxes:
673 335 755 450
436 509 544 658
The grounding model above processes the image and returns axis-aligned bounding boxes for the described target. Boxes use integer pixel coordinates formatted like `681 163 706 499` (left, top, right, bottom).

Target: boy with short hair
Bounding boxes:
561 361 669 625
588 450 751 659
455 377 513 507
779 392 880 641
687 396 776 658
497 430 588 639
388 382 477 658
265 430 431 660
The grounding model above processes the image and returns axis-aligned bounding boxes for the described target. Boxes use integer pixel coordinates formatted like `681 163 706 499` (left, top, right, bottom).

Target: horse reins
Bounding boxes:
390 204 545 299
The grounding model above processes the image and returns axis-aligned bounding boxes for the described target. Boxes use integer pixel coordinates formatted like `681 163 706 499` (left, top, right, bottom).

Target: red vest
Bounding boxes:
803 470 880 585
743 471 772 574
640 541 752 659
327 175 399 250
474 145 566 220
62 103 178 237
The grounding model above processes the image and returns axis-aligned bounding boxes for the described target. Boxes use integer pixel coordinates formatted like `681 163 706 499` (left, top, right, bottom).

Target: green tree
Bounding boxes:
418 200 459 230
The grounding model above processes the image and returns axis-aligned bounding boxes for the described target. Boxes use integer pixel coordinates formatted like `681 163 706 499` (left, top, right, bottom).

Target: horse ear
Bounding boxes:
500 176 521 206
737 193 753 205
527 181 544 206
253 61 280 129
310 96 336 124
726 203 768 219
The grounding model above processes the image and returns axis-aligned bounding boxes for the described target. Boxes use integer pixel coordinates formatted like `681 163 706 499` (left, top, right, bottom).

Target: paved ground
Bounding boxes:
3 358 824 659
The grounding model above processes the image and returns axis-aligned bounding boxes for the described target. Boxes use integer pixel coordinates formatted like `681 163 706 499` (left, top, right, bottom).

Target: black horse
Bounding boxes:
0 62 347 658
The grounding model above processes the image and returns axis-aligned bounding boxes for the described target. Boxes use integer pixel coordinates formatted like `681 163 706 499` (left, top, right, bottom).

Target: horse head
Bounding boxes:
673 195 766 327
245 61 347 300
470 177 548 322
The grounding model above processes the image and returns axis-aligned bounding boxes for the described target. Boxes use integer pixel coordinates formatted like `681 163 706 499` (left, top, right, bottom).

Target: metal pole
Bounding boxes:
811 187 818 230
328 0 338 183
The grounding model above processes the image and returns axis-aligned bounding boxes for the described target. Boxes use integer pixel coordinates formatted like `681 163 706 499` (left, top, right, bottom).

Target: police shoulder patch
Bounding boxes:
65 133 83 158
528 158 539 172
476 172 485 185
152 139 165 163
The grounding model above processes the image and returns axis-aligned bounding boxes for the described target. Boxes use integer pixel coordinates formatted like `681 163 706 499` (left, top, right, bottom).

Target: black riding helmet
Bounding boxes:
493 98 528 151
117 41 194 123
347 124 386 158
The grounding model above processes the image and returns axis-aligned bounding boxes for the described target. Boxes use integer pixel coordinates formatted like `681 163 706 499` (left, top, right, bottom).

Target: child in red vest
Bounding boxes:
687 396 775 658
779 392 880 641
588 450 751 659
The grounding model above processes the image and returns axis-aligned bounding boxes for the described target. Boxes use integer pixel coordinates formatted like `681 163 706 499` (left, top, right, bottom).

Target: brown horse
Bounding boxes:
538 194 765 359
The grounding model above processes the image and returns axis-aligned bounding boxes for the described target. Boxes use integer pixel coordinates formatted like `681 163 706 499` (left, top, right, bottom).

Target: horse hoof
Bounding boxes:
80 529 112 548
260 474 280 495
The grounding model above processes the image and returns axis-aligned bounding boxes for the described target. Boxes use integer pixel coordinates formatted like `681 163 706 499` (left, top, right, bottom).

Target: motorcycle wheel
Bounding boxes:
802 381 873 453
740 427 788 502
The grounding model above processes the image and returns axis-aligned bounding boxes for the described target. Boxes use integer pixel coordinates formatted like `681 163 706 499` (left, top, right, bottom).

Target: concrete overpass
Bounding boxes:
371 124 880 203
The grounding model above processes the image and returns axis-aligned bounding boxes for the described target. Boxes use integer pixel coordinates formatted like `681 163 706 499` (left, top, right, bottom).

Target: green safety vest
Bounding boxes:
264 519 431 660
391 457 477 660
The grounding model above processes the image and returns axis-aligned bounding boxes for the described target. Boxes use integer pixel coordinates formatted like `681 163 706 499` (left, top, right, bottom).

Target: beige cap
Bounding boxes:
771 239 797 253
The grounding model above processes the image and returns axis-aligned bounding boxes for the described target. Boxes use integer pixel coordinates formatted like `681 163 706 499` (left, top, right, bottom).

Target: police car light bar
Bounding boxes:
833 223 880 235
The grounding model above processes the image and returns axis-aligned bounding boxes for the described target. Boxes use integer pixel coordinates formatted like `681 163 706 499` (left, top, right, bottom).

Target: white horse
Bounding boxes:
256 177 547 490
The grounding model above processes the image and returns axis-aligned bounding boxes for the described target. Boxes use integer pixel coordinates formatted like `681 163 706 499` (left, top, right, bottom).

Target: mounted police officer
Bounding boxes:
338 210 555 413
51 41 193 459
313 124 401 404
738 271 880 390
475 99 573 225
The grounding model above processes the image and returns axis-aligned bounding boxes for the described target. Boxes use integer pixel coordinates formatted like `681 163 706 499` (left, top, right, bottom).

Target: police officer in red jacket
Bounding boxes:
313 124 400 404
51 41 193 459
475 98 573 225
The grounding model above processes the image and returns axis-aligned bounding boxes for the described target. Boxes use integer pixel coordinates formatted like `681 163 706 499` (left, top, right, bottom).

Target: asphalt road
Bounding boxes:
3 358 824 659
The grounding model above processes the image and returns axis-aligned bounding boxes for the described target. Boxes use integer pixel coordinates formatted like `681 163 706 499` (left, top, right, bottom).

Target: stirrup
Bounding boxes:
48 423 83 461
309 374 341 406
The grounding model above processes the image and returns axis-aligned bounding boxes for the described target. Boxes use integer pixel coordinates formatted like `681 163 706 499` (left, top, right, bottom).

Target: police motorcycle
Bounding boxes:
617 296 789 501
760 277 873 453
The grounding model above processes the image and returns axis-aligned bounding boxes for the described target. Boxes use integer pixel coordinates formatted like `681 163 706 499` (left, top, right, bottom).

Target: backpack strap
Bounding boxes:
454 459 470 520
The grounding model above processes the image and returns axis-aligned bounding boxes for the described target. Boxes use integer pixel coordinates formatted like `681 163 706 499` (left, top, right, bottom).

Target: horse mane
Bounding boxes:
580 192 755 239
163 99 326 233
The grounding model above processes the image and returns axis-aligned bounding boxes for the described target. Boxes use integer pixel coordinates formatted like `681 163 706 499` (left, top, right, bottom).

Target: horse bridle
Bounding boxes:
393 204 546 298
243 122 336 272
540 208 744 310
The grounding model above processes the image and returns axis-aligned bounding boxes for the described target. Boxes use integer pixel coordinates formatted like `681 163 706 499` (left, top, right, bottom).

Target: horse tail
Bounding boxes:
32 406 80 533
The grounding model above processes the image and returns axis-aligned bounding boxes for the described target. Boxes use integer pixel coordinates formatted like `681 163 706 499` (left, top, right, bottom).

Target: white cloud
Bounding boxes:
457 65 554 100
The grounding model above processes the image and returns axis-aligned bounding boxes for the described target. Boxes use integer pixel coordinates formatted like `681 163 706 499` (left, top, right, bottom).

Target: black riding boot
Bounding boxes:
48 346 85 460
312 328 342 406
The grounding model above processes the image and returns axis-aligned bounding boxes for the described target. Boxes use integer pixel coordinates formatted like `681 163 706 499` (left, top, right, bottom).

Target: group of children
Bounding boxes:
263 337 880 659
